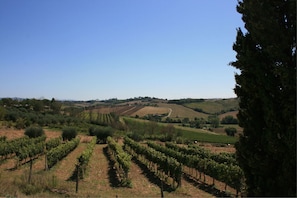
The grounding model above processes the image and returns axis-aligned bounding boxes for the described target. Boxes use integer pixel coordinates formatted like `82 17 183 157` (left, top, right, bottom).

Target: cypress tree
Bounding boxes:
230 0 296 196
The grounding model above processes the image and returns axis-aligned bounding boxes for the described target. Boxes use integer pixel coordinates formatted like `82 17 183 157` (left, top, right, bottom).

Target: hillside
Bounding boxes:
73 97 238 121
170 98 239 115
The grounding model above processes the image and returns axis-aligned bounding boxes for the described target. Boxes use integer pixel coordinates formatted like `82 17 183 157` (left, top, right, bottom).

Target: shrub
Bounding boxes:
62 127 77 141
225 127 237 136
89 126 114 143
24 126 45 138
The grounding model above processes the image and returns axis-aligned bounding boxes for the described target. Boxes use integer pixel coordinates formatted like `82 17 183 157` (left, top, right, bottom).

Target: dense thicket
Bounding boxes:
231 0 296 196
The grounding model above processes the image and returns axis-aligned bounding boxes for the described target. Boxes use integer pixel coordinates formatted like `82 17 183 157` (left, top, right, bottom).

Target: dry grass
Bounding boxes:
218 111 239 120
0 128 62 140
198 143 236 154
158 103 209 119
131 106 170 117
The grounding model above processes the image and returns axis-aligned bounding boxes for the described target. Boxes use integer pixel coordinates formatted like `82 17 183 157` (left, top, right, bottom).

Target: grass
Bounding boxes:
123 117 238 144
184 98 239 114
179 129 238 144
157 103 209 119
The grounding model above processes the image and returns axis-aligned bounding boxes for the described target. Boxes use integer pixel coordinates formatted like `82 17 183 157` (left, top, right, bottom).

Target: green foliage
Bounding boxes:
24 126 45 138
0 136 7 142
124 118 181 142
0 98 83 129
124 137 182 188
124 117 237 144
231 0 296 196
107 136 131 187
207 115 220 128
46 137 80 169
225 127 237 137
45 137 62 151
0 136 29 158
62 127 77 141
74 137 97 179
89 126 114 143
182 98 238 114
165 142 242 192
221 115 238 124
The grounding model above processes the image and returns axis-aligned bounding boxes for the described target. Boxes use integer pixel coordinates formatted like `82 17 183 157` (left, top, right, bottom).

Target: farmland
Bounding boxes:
0 97 243 197
0 128 240 197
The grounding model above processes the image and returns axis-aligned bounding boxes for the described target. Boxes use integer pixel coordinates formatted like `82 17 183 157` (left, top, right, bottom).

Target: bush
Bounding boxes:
24 126 45 138
221 115 238 124
89 126 114 143
225 127 237 136
62 127 77 141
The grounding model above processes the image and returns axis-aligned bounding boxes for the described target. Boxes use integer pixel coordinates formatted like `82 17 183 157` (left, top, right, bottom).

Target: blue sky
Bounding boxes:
0 0 244 100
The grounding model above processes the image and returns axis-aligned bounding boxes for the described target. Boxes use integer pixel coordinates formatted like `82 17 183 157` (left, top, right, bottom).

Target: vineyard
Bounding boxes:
80 112 116 126
0 129 243 197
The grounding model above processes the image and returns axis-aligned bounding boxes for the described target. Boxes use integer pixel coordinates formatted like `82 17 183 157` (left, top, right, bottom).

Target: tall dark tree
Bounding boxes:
230 0 296 196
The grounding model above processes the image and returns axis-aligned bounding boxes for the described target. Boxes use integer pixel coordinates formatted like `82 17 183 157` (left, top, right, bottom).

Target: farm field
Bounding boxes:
130 106 170 117
183 98 238 115
157 103 209 119
0 128 240 197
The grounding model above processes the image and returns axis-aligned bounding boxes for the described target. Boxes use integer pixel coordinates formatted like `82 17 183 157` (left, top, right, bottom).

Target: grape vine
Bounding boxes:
124 137 182 189
76 137 97 179
46 137 80 169
107 136 131 187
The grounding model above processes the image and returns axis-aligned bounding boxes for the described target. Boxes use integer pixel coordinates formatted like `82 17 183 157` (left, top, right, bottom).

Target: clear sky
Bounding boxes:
0 0 244 101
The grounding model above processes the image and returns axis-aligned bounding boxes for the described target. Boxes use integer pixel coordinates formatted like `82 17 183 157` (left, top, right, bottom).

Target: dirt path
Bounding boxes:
52 143 87 182
77 144 113 197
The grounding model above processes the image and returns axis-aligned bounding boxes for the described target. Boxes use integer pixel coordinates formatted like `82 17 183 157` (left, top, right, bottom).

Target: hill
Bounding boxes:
71 97 238 121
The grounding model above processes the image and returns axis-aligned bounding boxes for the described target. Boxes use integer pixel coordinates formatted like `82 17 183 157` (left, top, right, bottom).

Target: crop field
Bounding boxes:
0 128 242 197
183 98 239 114
130 106 170 117
218 111 239 120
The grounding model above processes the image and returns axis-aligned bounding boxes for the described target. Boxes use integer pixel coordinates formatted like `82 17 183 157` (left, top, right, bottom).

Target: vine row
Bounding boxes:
107 136 131 187
164 142 243 194
45 137 62 151
76 137 97 179
123 137 182 189
46 137 80 169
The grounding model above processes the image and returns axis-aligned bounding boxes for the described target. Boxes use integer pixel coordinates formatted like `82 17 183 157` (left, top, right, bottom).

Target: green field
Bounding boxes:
183 98 239 114
179 128 237 144
123 117 238 144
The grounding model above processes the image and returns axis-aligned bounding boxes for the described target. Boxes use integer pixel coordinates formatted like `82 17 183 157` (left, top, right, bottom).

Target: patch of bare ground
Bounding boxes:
198 143 236 154
74 144 114 197
52 143 87 182
0 128 62 140
0 128 25 140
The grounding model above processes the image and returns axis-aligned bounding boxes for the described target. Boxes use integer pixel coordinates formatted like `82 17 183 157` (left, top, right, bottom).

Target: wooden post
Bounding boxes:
28 159 33 184
160 180 164 198
45 154 48 171
76 164 79 193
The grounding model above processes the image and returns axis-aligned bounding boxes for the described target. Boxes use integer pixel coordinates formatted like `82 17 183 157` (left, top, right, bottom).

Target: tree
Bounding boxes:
62 127 77 141
25 126 45 138
224 127 237 136
230 0 296 196
50 98 61 114
207 115 219 128
89 126 114 143
221 115 238 124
